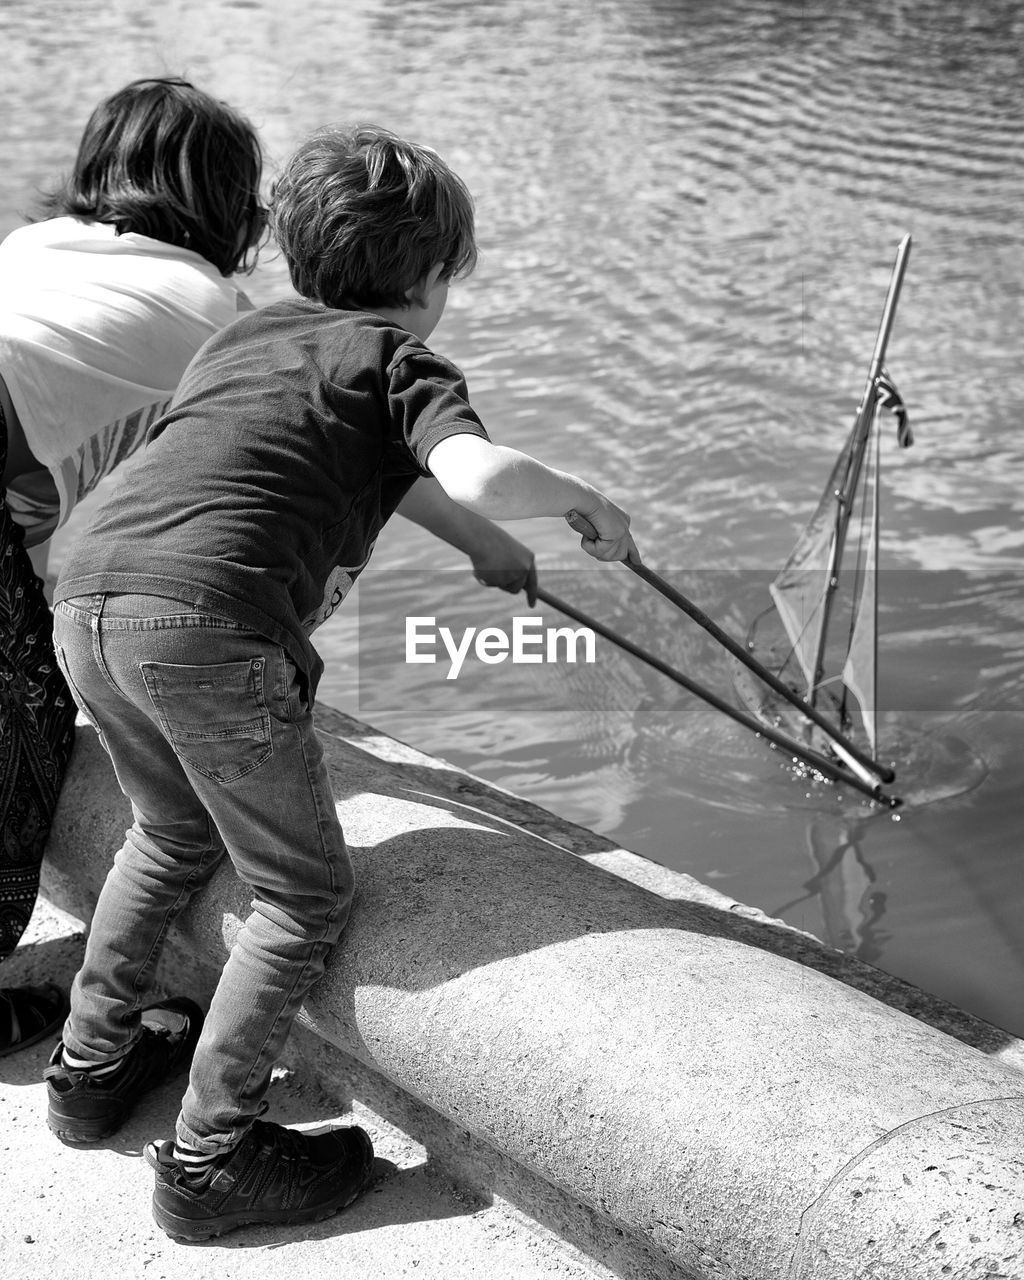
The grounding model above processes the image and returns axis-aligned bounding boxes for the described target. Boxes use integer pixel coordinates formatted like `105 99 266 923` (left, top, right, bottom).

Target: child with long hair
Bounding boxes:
0 77 267 1056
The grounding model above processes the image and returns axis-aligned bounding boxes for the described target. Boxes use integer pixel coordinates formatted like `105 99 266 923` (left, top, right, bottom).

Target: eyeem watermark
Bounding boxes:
406 615 597 680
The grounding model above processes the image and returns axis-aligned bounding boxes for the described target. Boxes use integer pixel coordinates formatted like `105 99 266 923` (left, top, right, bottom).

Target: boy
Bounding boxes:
45 125 637 1241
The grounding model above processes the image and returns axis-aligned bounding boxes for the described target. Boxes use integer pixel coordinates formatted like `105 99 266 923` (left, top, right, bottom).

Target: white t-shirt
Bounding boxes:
0 217 247 539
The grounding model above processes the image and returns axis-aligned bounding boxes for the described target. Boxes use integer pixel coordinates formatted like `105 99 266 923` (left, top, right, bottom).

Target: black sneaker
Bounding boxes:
148 1119 375 1241
44 996 204 1145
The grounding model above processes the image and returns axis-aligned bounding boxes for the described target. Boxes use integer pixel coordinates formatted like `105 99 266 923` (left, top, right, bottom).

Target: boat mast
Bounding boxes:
807 235 912 713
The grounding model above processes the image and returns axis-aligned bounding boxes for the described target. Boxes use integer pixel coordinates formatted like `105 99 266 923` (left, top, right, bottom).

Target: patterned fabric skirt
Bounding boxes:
0 404 77 962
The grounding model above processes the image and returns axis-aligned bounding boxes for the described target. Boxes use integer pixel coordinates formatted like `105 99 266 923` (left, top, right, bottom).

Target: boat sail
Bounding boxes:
741 236 913 798
768 368 911 753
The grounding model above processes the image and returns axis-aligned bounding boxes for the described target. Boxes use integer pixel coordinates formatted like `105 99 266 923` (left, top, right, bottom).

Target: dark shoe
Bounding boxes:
44 996 204 1145
0 984 69 1058
148 1119 375 1241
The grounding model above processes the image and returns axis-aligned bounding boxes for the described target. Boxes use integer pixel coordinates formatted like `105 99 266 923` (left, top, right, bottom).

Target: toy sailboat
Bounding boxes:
735 235 914 805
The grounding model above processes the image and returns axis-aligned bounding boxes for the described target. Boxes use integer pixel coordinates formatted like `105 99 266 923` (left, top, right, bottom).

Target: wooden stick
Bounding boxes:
534 584 897 806
563 513 895 786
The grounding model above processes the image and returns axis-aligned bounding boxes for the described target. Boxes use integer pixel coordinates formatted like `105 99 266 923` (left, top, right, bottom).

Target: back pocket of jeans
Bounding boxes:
141 658 272 783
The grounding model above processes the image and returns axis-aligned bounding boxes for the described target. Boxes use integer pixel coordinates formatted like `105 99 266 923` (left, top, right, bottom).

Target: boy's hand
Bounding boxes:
471 539 538 606
566 502 639 565
396 477 538 603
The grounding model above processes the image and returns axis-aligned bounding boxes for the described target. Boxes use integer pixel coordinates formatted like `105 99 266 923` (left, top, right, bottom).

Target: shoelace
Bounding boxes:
251 1120 312 1163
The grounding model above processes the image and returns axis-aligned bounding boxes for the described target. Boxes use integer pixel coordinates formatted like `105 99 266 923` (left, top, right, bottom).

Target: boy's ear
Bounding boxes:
406 261 446 308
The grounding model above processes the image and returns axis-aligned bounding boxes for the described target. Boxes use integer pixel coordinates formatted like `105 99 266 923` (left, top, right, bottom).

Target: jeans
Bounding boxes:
52 592 353 1152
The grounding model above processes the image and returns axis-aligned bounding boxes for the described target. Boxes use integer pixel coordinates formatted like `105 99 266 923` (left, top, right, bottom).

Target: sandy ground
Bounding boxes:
0 898 605 1280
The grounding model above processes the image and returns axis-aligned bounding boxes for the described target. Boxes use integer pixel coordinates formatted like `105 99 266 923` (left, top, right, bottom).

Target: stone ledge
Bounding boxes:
41 708 1024 1280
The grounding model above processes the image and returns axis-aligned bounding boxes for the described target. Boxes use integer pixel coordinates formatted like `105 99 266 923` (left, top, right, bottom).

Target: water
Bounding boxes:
3 0 1022 1036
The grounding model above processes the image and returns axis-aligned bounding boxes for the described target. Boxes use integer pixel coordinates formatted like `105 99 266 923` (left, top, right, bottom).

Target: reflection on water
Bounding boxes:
773 816 889 965
4 0 1023 1035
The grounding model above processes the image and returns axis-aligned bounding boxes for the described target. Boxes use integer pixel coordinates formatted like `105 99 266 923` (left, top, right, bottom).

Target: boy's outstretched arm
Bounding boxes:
426 434 638 564
396 477 538 605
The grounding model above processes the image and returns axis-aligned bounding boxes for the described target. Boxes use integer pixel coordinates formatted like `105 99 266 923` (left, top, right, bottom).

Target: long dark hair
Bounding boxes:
39 77 266 276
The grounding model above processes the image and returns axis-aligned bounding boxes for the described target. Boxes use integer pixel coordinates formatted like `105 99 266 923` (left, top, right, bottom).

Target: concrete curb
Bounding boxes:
41 709 1024 1280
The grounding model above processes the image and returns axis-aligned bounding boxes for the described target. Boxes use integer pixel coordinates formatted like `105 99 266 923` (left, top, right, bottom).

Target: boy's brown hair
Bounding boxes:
271 125 477 309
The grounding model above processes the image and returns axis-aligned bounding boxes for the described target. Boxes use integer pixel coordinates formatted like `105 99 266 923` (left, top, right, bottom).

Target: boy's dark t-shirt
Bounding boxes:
54 300 489 697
